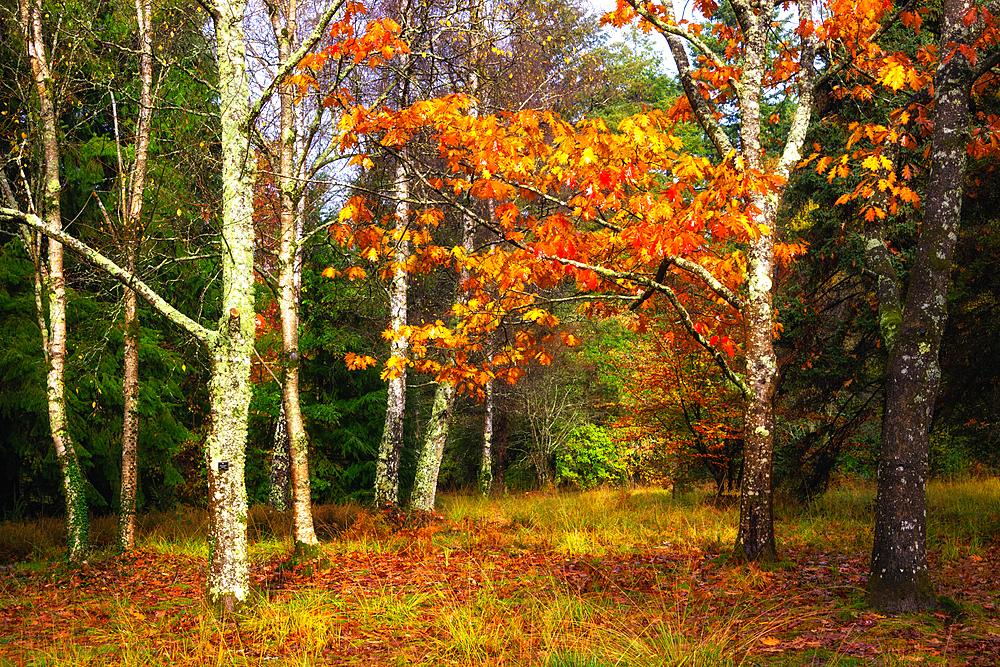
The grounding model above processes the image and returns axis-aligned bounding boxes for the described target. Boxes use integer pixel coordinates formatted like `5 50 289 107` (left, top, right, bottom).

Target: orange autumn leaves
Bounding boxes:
805 2 1000 221
306 2 829 394
321 96 788 392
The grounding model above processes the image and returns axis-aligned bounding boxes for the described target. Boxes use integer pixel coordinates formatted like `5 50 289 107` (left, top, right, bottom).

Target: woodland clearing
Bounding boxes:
1 481 998 666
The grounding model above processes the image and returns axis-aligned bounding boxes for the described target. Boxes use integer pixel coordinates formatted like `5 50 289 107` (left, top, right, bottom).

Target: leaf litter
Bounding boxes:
1 519 998 665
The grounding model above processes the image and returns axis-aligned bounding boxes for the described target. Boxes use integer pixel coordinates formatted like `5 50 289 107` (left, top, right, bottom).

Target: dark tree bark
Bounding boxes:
865 0 1000 613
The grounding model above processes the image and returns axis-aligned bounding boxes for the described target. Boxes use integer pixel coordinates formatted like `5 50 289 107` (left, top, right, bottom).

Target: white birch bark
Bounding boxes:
18 0 89 562
118 0 155 553
268 0 319 557
205 0 256 613
479 378 493 496
375 154 410 507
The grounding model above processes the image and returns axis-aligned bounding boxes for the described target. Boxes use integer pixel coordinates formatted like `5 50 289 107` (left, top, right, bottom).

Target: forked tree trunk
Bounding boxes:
633 0 816 562
20 0 89 562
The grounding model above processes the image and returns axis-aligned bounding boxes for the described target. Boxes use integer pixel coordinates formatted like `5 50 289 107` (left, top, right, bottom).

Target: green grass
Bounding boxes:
2 479 999 665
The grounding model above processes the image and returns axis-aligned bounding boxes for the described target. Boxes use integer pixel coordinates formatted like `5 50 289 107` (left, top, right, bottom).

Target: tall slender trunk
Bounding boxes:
479 379 493 496
731 3 778 563
865 0 990 613
270 0 318 558
408 171 475 511
737 195 779 562
118 0 155 552
375 153 410 507
494 392 508 492
119 258 140 550
19 0 89 562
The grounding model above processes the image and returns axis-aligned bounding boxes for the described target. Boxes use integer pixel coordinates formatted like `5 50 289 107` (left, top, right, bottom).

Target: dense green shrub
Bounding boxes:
555 425 631 490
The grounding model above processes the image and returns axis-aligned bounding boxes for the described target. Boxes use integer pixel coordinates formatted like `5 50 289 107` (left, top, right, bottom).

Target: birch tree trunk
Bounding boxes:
479 379 494 496
269 0 319 558
408 164 476 511
19 0 89 562
409 381 456 511
374 153 411 507
268 405 291 511
118 0 155 553
864 0 998 613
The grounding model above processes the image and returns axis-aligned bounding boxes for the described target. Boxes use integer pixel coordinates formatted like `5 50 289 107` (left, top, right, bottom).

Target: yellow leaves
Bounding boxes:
878 56 910 91
286 72 318 96
862 154 893 173
814 155 833 176
344 353 377 370
560 332 581 346
321 267 337 278
418 209 445 227
380 355 407 380
523 308 547 322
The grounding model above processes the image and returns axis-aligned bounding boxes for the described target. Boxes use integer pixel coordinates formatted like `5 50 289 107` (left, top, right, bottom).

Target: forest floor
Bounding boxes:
1 481 999 666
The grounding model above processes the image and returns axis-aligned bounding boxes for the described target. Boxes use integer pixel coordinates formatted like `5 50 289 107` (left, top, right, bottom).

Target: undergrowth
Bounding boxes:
1 479 998 666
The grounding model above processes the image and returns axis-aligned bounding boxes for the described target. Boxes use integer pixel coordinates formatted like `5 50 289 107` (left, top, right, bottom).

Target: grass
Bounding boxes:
1 479 999 665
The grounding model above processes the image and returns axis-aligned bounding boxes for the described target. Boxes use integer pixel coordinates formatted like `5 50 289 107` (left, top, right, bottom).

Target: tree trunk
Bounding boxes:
374 154 410 507
865 0 988 613
119 264 140 551
409 381 456 511
494 393 508 492
268 405 291 511
205 0 256 613
736 196 779 562
632 0 817 562
118 0 154 553
270 0 319 558
729 1 780 563
479 379 493 496
20 0 89 562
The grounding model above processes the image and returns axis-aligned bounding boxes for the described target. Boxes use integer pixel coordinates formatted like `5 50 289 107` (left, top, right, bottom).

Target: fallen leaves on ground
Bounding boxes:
1 526 998 665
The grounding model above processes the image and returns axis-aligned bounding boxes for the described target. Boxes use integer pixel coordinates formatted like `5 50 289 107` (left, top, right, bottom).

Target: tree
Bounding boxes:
3 0 403 611
803 0 1000 611
825 0 1000 612
1 0 91 562
265 0 320 559
611 0 822 562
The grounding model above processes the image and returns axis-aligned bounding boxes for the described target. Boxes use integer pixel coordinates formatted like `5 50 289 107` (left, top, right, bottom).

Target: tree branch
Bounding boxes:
1 206 214 345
